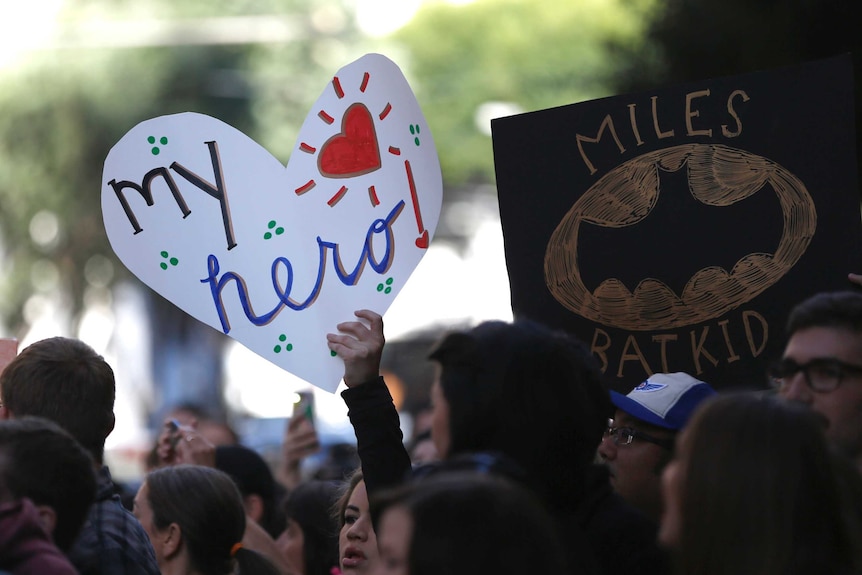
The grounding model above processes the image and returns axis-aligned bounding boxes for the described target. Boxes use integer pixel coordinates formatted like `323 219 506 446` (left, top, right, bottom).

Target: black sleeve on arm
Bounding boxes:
341 376 412 496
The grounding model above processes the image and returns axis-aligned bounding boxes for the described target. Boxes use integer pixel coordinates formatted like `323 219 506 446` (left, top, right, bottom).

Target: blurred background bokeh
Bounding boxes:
0 0 858 481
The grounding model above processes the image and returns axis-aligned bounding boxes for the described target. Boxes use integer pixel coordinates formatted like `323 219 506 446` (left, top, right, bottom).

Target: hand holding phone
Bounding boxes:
157 419 186 466
292 391 315 426
166 419 184 451
158 418 215 467
280 391 321 488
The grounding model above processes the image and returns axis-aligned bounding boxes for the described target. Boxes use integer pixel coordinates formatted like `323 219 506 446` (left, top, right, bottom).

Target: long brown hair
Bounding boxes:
672 394 861 575
146 465 280 575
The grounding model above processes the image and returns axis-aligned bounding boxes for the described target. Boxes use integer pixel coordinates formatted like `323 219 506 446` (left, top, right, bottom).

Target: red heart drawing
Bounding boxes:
318 103 381 178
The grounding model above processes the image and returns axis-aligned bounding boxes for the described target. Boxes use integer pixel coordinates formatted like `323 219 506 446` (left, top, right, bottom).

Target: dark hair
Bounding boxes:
371 472 566 575
786 290 862 337
428 320 611 507
672 394 862 575
334 468 365 528
0 417 97 551
313 442 360 482
282 480 339 575
214 445 281 537
168 403 240 445
407 429 432 453
168 402 214 421
145 465 279 575
410 451 529 486
0 337 115 461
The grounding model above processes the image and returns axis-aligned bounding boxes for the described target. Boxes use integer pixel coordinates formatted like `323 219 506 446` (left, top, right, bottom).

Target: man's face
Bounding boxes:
779 326 862 461
597 409 674 522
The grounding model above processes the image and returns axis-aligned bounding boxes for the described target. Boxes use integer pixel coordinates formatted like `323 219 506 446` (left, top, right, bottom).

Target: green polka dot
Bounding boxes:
160 263 167 270
152 147 160 155
148 136 156 144
331 350 337 357
409 125 416 135
414 137 420 146
385 287 392 294
265 221 284 240
170 258 178 266
160 137 168 145
274 335 292 353
377 284 383 292
161 251 168 258
386 278 393 285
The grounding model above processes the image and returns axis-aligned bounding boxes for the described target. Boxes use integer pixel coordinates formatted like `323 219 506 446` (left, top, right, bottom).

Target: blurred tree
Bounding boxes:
0 0 661 425
391 0 660 187
0 0 362 424
616 0 862 183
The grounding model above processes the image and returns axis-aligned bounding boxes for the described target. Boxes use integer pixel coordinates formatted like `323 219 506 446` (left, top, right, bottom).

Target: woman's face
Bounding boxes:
658 432 688 548
430 379 451 458
339 481 378 574
375 505 412 575
276 516 306 575
132 481 166 567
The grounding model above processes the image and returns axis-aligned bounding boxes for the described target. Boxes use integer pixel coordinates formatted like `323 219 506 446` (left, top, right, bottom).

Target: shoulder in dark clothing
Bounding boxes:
68 466 160 575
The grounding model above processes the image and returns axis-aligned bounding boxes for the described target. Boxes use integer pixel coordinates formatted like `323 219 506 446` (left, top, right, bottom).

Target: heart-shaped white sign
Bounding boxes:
102 54 442 392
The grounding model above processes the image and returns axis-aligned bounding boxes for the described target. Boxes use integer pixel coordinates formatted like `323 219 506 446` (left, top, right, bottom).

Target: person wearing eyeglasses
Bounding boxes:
597 373 716 523
772 290 862 473
330 312 673 575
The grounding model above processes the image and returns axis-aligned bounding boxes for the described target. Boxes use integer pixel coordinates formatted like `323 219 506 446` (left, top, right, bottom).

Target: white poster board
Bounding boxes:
102 54 442 392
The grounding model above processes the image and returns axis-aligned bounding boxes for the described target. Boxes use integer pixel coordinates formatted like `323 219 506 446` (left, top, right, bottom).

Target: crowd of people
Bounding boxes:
1 288 862 574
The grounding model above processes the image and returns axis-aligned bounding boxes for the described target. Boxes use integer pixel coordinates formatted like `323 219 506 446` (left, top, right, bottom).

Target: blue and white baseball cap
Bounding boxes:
610 373 717 431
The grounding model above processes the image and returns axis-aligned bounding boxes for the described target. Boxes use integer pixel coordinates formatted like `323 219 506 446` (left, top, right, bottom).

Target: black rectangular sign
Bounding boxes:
492 55 861 391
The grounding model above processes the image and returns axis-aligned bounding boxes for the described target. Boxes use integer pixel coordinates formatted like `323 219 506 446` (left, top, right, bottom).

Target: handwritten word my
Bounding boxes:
107 140 237 250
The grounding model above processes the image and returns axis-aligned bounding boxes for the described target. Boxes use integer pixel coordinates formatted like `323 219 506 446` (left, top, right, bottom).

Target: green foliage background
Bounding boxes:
0 0 655 336
394 0 658 184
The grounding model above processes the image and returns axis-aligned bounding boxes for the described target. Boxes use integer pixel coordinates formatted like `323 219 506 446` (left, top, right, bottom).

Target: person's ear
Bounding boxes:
161 522 183 559
34 504 58 538
243 494 265 524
